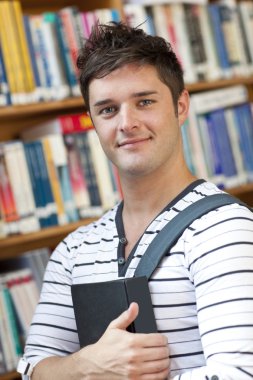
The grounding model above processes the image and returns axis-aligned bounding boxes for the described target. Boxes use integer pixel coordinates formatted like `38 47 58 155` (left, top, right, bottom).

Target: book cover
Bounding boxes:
71 276 157 347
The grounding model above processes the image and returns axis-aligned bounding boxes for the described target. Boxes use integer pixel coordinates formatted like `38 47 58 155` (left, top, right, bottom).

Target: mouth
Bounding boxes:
118 137 151 148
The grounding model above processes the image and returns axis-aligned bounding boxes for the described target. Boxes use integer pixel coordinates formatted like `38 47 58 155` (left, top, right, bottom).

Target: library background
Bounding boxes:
1 0 253 378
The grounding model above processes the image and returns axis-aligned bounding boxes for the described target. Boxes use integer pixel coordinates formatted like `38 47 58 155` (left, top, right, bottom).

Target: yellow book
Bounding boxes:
42 137 68 226
0 1 26 104
12 1 36 101
0 2 18 103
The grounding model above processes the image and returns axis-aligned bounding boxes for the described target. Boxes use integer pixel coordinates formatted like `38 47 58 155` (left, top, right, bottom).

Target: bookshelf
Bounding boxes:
0 0 253 379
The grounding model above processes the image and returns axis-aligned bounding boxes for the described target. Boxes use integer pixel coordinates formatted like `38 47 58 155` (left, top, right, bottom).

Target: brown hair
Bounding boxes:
77 22 184 111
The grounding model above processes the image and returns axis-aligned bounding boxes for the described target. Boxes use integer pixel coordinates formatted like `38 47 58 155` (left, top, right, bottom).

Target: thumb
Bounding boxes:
109 302 139 331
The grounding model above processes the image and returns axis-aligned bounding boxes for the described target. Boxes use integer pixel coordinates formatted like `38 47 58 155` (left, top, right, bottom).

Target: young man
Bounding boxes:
18 22 253 379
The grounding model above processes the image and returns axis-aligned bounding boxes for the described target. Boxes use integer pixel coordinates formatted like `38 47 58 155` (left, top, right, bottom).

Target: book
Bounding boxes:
183 3 208 81
217 0 249 77
0 145 20 235
238 1 253 72
12 0 37 103
41 12 71 100
208 3 233 78
88 129 119 211
223 108 248 185
71 276 157 347
3 141 40 234
233 103 253 181
197 4 222 81
23 14 43 102
29 140 58 227
0 283 16 371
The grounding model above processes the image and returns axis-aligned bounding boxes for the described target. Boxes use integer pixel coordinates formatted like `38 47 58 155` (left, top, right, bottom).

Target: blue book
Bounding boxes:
233 103 253 179
33 140 58 226
23 15 42 101
24 142 48 228
56 159 79 223
0 46 11 105
206 109 241 188
208 4 232 77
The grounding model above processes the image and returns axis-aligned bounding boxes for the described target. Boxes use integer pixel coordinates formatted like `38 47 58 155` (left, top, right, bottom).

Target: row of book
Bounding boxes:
124 0 253 84
0 1 121 106
1 0 253 106
184 84 253 189
0 248 50 373
0 112 122 239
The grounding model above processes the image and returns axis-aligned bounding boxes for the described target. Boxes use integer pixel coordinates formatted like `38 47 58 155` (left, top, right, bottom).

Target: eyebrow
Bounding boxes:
92 91 158 108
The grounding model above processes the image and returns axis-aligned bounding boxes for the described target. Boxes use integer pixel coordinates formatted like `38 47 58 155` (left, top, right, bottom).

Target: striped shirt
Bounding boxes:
22 180 253 379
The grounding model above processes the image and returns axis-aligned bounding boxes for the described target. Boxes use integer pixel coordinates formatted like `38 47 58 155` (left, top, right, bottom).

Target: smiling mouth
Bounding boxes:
118 137 150 147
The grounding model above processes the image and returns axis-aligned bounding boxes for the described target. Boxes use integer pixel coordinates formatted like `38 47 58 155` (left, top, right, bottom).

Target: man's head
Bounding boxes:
77 22 184 112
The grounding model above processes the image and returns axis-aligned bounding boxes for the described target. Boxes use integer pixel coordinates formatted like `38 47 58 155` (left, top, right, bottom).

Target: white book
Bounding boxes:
190 85 248 114
198 4 223 81
3 141 40 234
218 0 251 77
187 106 210 180
41 15 70 100
170 3 197 84
238 1 253 70
224 108 248 185
88 130 118 211
0 284 16 371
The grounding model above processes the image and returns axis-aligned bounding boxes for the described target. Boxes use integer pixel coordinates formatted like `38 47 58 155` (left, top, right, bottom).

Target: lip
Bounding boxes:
118 137 150 148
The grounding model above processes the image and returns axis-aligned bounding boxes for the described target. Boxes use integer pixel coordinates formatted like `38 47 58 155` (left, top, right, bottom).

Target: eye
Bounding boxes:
99 106 117 115
139 99 153 107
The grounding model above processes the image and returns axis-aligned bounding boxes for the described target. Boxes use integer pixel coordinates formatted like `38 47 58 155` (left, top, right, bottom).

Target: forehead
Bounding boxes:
89 63 169 103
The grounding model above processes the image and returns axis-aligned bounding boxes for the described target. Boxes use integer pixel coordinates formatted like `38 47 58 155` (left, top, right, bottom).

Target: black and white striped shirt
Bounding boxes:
22 180 253 379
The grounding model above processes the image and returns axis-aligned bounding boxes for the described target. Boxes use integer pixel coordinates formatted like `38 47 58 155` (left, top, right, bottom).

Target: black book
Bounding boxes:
71 276 157 347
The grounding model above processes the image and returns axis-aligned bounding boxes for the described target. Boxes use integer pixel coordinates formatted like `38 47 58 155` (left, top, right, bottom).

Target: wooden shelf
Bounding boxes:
0 218 96 260
0 371 20 380
187 75 253 93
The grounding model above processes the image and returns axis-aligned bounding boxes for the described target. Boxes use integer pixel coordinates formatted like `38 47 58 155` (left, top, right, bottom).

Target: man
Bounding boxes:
18 22 253 379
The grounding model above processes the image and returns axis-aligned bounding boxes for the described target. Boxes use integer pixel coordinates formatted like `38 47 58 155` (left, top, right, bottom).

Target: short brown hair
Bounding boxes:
77 22 184 111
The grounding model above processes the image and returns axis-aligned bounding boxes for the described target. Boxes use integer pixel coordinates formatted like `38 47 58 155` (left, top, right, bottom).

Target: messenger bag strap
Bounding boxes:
134 193 249 280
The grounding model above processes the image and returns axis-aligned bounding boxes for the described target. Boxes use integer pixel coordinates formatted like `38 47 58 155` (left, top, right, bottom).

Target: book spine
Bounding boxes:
12 0 36 103
24 142 49 228
33 140 58 226
54 13 80 97
0 146 20 235
208 3 232 78
0 46 10 106
3 142 40 234
0 1 21 104
88 130 117 211
42 12 70 100
59 112 94 134
183 4 208 81
23 14 43 102
42 137 68 226
63 134 94 218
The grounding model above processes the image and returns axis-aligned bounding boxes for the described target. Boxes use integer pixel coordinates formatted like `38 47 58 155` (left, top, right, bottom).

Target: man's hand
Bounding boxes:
76 302 170 379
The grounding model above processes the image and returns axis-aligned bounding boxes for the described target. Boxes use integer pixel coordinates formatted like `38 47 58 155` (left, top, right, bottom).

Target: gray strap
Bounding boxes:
134 193 247 279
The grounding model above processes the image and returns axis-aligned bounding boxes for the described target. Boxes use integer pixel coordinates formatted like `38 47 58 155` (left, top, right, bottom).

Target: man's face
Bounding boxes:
88 63 189 180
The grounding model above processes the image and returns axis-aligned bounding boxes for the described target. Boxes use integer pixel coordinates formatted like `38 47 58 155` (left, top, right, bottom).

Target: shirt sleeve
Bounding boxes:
171 204 253 379
20 231 80 370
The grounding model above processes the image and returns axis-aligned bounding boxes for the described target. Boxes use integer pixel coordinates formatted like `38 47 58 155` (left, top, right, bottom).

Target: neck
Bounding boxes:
120 166 196 221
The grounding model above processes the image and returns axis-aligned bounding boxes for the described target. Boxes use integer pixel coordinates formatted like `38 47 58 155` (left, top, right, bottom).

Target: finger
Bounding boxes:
136 345 169 362
109 302 139 330
133 333 168 348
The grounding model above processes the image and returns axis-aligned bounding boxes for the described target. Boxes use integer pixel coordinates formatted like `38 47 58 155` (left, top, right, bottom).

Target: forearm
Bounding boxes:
32 349 95 380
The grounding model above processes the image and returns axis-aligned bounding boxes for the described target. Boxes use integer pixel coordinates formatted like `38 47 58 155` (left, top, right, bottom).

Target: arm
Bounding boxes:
32 302 170 380
171 204 253 379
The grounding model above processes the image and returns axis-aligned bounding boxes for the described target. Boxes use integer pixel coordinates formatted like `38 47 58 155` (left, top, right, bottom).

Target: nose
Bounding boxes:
118 105 140 132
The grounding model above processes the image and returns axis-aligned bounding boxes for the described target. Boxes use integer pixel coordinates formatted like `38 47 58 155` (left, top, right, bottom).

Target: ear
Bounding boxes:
177 89 190 127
